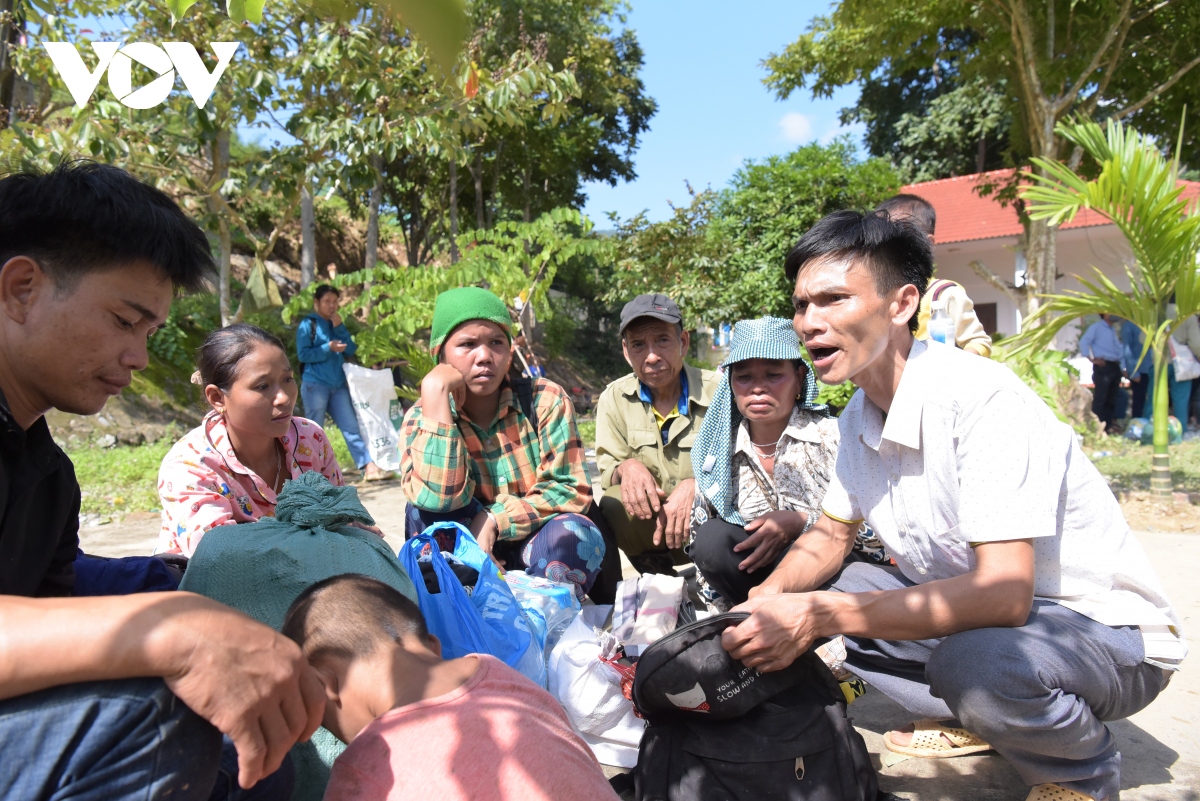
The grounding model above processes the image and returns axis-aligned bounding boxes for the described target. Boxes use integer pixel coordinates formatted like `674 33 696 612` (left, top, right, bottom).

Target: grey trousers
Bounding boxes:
827 562 1170 801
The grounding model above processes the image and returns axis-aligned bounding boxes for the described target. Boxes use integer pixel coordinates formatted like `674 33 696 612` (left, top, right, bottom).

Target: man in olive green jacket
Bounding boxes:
595 294 719 575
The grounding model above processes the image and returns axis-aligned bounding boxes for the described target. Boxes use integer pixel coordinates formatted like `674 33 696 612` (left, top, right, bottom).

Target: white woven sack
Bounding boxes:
1170 336 1200 382
548 604 645 768
342 364 402 472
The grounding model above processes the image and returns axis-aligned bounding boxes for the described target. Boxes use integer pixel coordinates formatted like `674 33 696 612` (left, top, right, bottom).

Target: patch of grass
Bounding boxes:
1090 438 1200 494
323 424 359 475
69 438 175 517
576 418 596 450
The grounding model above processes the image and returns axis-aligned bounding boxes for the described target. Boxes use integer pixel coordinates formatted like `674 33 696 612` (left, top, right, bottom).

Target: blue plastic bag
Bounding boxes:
400 522 545 685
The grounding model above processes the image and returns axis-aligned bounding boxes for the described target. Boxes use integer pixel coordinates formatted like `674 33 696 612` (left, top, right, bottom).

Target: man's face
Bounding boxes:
1 258 171 417
622 320 689 392
441 320 512 397
791 255 907 386
315 292 340 319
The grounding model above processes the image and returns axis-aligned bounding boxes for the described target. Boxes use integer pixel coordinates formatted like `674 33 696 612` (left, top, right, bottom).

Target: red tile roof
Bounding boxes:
901 168 1200 245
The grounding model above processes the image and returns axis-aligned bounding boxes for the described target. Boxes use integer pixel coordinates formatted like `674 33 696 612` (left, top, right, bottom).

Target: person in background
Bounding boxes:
282 574 620 801
399 287 605 599
595 294 719 575
296 285 393 481
0 161 322 801
687 317 838 611
157 324 346 557
877 194 993 356
1169 300 1200 432
1078 313 1126 434
1120 318 1153 419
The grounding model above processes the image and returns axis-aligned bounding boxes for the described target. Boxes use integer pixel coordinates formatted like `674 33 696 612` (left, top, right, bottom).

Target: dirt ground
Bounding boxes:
79 481 1199 801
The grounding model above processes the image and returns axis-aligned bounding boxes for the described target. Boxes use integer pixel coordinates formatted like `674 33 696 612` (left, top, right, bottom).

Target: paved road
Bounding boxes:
80 485 1199 800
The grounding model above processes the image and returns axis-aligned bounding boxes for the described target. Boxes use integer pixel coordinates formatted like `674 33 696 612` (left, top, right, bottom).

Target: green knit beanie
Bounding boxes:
430 287 513 351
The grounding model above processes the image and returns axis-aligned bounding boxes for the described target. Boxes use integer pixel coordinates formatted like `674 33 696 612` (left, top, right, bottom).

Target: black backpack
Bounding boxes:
630 613 880 801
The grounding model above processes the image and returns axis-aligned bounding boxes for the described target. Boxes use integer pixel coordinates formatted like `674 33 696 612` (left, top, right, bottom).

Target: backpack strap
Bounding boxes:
930 279 959 301
511 376 540 433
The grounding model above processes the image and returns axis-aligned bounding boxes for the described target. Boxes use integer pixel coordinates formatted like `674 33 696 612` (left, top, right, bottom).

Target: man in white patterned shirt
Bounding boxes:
720 210 1184 801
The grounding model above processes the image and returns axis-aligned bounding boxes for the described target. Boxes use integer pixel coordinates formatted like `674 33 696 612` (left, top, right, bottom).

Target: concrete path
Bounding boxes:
80 487 1199 800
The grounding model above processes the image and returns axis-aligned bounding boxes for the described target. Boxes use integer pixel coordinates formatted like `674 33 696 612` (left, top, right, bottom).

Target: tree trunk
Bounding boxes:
363 155 382 315
0 0 16 129
207 129 233 325
449 159 460 264
522 159 532 223
472 150 485 230
1149 340 1173 496
300 179 315 288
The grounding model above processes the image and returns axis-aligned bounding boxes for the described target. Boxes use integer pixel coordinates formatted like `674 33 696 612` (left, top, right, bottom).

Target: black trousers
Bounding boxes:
689 518 783 605
1129 372 1150 419
1091 360 1122 428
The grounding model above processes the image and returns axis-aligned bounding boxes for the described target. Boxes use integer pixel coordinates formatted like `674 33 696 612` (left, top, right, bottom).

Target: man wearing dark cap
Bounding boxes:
595 295 719 574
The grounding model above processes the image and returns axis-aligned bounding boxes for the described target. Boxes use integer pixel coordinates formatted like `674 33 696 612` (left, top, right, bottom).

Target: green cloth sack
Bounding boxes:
180 471 417 801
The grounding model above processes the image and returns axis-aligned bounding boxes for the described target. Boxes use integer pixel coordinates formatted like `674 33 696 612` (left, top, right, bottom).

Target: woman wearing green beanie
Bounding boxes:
398 287 606 598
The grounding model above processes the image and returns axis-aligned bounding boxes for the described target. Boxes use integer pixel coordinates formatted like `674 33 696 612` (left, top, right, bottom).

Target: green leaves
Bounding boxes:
166 0 200 22
1011 115 1200 467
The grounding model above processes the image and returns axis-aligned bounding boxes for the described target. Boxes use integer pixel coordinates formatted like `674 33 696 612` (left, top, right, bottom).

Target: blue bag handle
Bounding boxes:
399 523 492 659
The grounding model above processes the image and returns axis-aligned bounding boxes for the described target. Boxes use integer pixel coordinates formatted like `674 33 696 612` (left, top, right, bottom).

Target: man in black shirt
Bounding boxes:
0 163 325 800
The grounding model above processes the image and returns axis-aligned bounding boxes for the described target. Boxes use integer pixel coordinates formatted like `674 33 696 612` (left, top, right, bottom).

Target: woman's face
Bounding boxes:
441 320 512 397
206 343 297 440
730 358 803 425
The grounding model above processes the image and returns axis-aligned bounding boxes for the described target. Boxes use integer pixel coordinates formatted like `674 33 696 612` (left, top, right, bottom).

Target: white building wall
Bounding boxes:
932 225 1134 351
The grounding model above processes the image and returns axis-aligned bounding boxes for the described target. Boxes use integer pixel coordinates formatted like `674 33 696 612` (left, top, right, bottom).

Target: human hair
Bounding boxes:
621 318 685 341
0 160 215 294
783 210 932 334
195 323 288 392
282 574 430 664
876 193 936 239
314 284 339 302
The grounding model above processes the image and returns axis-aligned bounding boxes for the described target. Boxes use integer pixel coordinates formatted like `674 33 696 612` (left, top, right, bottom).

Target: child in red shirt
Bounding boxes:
282 574 619 801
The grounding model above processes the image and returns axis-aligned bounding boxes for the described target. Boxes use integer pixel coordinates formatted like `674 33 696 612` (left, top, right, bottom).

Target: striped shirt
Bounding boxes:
399 378 592 541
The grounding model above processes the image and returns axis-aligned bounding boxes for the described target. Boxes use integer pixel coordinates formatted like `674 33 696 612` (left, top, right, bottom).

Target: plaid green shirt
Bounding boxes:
399 378 592 541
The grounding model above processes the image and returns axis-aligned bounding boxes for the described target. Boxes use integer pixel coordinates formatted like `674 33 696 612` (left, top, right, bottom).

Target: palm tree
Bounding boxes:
1012 116 1200 497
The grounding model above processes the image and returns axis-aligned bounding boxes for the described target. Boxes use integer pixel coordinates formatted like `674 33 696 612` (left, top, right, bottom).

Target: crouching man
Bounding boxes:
722 210 1184 801
595 294 718 575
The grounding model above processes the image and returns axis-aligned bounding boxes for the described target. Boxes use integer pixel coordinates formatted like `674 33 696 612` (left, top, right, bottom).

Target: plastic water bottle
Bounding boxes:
928 299 955 347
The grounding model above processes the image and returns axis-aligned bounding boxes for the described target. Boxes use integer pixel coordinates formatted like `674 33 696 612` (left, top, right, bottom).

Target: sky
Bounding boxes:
581 0 864 224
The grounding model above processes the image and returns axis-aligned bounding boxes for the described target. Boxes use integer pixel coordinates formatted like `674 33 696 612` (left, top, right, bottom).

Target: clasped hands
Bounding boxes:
614 460 693 549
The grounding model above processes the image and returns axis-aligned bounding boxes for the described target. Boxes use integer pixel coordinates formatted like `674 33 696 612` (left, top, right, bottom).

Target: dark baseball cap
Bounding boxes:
620 293 683 334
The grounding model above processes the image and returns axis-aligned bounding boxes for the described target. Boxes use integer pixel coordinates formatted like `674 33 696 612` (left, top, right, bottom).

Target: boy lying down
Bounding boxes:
281 574 620 800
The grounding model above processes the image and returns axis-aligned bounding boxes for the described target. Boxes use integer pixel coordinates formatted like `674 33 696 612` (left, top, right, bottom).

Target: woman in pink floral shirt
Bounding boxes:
157 324 344 556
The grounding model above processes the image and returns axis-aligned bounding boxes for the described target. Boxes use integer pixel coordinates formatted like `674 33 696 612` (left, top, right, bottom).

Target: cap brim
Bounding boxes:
620 312 683 334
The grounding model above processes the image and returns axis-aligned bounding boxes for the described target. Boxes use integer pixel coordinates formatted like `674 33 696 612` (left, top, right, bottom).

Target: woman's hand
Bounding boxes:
734 510 807 574
420 363 467 425
468 509 506 572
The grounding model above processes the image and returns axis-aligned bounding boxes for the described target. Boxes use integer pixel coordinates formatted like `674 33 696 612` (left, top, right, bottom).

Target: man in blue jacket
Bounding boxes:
296 285 393 481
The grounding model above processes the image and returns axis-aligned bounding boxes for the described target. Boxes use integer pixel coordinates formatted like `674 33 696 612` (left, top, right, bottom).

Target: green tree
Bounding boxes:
608 140 900 326
1010 116 1200 496
841 29 1012 182
765 0 1200 324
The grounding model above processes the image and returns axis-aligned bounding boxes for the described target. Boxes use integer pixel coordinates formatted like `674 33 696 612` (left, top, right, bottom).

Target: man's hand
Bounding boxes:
615 459 663 521
331 311 342 327
721 593 828 672
156 597 325 790
328 340 348 354
654 477 695 550
735 510 806 574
